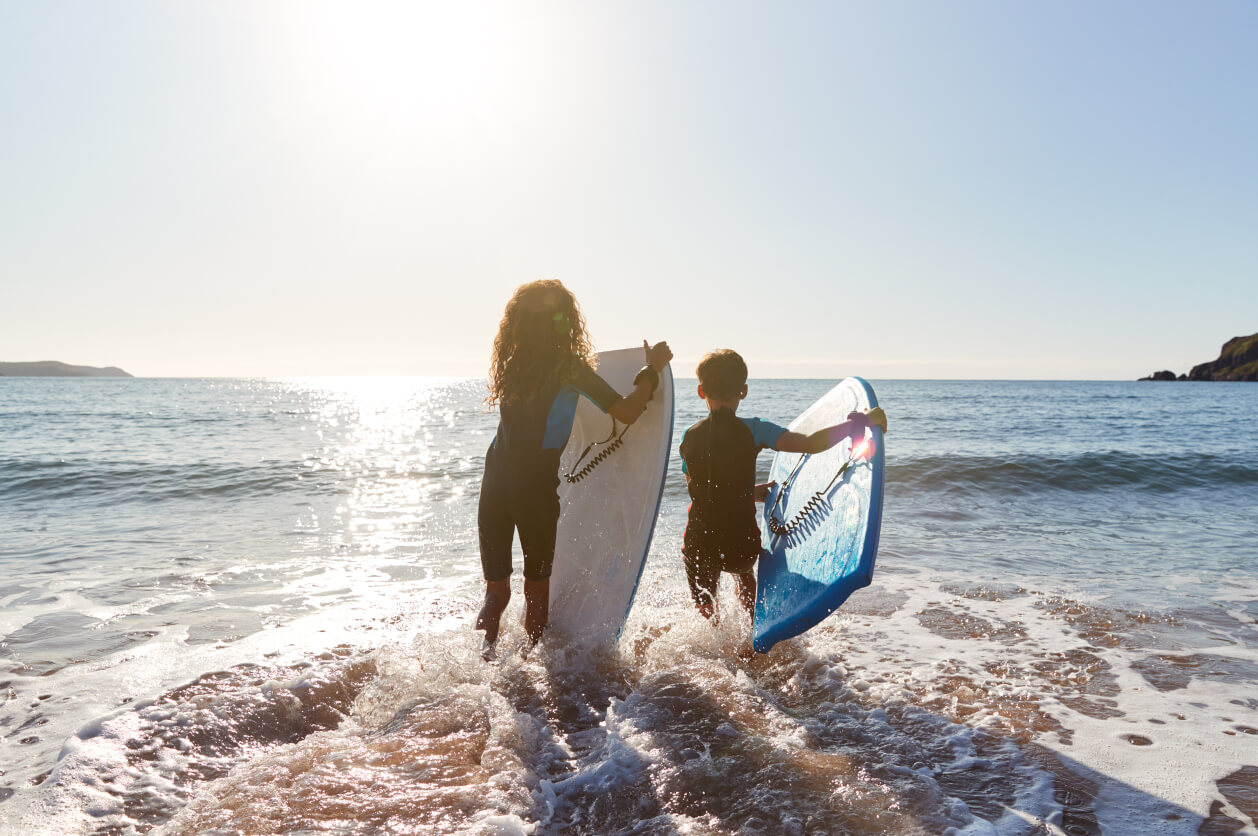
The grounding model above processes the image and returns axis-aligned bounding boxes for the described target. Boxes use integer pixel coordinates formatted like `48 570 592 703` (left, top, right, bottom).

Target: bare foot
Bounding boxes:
475 580 510 645
475 603 503 645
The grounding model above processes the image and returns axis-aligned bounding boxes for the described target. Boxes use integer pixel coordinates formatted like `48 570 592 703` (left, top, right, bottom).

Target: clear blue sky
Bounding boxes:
2 1 1255 378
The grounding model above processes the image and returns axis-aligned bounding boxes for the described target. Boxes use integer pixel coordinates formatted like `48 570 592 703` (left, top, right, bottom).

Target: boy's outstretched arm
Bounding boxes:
774 407 887 455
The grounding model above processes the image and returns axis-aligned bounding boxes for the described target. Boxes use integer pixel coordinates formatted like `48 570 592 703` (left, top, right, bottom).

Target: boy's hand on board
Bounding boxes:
643 340 673 372
864 407 887 433
754 481 777 503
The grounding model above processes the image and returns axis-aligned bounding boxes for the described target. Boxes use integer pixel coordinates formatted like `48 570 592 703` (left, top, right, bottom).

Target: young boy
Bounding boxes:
679 349 887 625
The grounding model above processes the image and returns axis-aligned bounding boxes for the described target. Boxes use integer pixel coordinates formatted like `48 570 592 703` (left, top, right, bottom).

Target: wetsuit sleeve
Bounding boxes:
574 365 623 413
741 417 788 450
540 368 626 451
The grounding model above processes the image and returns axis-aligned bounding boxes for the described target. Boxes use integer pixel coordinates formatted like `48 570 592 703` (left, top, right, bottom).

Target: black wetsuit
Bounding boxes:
678 407 786 609
478 366 622 582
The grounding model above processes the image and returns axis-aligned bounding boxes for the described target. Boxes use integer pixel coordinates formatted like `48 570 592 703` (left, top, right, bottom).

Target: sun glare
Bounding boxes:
851 436 873 462
272 1 541 164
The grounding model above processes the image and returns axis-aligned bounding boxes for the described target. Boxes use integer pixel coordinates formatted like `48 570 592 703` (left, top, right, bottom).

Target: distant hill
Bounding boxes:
0 361 133 378
1140 332 1258 381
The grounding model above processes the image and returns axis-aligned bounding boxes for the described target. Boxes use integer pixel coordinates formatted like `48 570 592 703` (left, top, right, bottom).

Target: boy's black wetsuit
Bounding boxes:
478 366 622 583
679 407 786 609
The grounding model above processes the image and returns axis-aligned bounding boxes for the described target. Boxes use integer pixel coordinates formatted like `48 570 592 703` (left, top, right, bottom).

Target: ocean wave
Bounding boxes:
887 451 1258 495
0 458 478 505
5 448 1254 508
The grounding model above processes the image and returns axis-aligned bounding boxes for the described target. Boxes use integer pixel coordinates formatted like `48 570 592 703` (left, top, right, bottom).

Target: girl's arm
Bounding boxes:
774 407 886 455
608 340 673 425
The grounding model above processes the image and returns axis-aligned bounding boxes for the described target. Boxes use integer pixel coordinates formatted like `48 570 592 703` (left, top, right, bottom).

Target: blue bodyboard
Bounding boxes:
753 377 885 653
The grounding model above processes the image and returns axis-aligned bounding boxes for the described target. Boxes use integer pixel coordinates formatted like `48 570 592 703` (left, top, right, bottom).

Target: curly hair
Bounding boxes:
487 280 596 406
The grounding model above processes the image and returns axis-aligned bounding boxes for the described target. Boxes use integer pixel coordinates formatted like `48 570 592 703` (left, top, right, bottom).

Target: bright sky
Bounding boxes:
2 1 1255 379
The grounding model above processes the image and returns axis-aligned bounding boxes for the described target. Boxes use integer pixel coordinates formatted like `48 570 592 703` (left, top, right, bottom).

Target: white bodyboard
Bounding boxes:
547 348 674 649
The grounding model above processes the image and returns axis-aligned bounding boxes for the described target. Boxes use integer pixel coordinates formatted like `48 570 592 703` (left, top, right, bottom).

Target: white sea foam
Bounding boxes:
9 562 1258 835
831 567 1258 834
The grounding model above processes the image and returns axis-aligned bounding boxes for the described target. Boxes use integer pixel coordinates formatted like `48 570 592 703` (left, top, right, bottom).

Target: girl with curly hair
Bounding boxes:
477 280 671 649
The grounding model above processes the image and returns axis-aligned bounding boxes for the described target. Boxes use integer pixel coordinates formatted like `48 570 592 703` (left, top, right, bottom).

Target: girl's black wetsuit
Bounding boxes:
478 366 622 582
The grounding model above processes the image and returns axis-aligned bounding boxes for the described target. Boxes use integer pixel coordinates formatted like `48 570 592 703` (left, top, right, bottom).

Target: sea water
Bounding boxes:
0 377 1255 835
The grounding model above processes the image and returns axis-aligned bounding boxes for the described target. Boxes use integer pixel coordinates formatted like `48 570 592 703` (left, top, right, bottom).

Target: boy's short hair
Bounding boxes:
696 350 748 400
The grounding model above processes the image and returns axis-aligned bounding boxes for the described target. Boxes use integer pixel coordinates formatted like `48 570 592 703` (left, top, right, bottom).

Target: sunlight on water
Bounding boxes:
284 377 482 557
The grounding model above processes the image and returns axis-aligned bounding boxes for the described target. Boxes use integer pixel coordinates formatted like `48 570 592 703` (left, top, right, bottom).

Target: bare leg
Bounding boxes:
733 571 758 659
734 571 756 620
695 591 717 622
476 579 511 645
523 578 549 646
684 550 720 623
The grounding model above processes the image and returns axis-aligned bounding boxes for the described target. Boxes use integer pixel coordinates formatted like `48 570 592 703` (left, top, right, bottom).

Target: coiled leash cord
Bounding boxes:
766 445 865 536
562 364 658 484
563 419 630 483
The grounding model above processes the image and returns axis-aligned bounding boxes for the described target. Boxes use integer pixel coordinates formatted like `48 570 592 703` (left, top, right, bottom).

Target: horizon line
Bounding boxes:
0 373 1185 383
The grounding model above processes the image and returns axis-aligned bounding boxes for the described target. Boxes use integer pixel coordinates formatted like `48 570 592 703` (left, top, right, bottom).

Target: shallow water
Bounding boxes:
1 377 1255 834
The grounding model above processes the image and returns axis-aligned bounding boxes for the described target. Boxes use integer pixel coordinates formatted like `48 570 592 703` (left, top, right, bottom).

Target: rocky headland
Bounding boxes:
0 361 133 378
1139 332 1258 381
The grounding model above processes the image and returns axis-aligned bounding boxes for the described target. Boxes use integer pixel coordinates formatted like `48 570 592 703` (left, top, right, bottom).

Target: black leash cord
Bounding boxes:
766 449 861 536
563 418 629 483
